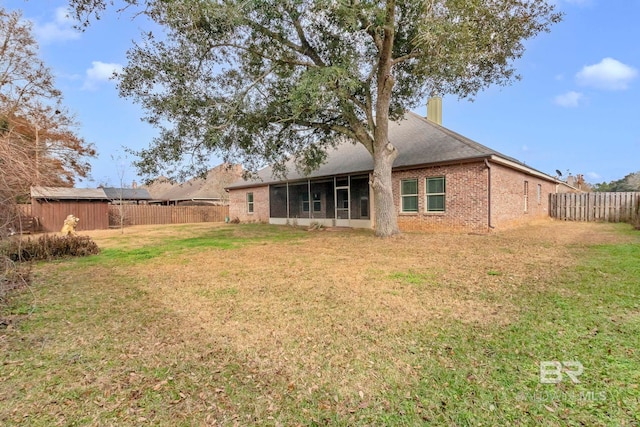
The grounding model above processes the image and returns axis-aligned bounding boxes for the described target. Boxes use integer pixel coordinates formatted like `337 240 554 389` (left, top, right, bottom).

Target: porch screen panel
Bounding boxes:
269 184 288 218
310 179 335 219
288 182 309 219
350 176 370 219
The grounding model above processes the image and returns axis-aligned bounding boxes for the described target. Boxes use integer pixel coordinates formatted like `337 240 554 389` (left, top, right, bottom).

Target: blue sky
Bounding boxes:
5 0 639 186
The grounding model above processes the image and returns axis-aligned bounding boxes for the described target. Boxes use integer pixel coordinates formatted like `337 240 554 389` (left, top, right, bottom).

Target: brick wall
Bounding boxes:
392 162 489 232
228 185 269 222
229 161 558 232
489 162 555 228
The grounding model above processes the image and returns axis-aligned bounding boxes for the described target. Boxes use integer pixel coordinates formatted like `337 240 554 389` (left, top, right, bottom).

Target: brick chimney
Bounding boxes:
427 96 442 125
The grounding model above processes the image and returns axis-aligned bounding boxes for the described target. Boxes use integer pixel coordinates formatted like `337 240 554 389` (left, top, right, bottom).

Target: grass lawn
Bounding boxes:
1 220 639 426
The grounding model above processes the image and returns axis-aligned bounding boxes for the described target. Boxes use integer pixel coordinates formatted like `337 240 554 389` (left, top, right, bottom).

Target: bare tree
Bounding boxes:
0 7 95 238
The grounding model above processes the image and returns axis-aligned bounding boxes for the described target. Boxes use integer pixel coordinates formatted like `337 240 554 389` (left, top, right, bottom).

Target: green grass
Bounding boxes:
388 270 436 286
77 223 306 266
1 223 639 426
389 242 640 426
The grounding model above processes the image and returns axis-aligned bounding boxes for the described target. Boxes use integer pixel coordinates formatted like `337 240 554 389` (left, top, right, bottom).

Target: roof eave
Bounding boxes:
488 155 559 183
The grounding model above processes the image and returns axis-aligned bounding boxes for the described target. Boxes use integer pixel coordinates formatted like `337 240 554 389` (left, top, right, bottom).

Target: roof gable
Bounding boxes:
148 164 243 201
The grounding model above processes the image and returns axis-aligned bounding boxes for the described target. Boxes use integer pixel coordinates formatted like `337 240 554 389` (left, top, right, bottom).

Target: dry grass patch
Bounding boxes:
92 221 609 400
2 219 638 425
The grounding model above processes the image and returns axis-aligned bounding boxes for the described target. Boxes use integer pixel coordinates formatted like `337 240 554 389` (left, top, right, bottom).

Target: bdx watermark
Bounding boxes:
513 361 607 403
539 361 584 384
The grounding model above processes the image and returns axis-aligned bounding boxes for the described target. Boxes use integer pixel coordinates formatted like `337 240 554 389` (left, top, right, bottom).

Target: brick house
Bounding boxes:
226 108 572 232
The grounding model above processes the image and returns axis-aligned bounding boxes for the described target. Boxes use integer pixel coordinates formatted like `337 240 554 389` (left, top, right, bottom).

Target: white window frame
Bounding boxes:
537 184 542 205
426 176 446 213
400 178 419 213
247 192 254 214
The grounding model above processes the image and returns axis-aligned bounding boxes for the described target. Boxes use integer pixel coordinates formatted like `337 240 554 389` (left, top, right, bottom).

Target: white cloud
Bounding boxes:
32 7 80 44
82 61 123 90
576 58 638 90
586 172 601 180
554 91 585 108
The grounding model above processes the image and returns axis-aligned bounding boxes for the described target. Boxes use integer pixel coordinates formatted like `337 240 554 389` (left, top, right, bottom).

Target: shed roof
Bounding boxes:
31 186 108 200
227 111 556 189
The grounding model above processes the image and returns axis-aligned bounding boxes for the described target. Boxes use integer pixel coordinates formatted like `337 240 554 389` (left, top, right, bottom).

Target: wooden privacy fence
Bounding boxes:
108 205 229 227
550 192 640 222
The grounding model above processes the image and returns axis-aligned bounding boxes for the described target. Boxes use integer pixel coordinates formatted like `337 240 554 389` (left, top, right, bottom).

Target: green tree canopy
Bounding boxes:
69 0 561 236
594 171 640 192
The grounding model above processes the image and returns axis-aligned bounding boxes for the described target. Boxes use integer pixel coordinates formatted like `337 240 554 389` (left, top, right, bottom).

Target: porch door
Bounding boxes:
335 186 350 226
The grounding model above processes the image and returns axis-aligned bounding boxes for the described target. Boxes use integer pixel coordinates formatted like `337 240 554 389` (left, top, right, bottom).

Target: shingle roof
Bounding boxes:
102 187 152 200
148 164 243 201
31 186 108 200
227 111 545 189
31 186 153 201
143 176 177 199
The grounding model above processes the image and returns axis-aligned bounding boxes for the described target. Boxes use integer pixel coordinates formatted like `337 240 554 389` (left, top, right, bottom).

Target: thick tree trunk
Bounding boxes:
372 141 400 237
370 0 400 237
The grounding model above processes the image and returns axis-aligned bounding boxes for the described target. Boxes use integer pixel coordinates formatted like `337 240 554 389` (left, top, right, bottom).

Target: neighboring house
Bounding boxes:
145 164 243 205
102 187 153 204
226 107 575 232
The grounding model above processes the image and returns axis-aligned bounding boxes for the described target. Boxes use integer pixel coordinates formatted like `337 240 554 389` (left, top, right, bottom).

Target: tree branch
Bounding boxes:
246 20 325 67
287 9 327 67
391 50 422 65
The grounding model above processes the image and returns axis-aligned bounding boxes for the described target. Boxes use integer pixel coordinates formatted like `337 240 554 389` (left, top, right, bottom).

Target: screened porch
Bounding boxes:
269 175 371 228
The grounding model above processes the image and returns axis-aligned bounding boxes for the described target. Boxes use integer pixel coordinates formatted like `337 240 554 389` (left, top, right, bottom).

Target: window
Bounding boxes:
524 181 529 213
537 184 542 205
426 177 446 212
247 192 254 213
313 192 322 212
400 179 418 213
301 192 310 212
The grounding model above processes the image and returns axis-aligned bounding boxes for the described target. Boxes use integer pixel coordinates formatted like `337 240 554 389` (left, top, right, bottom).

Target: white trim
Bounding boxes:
400 178 419 213
268 217 372 229
425 176 446 213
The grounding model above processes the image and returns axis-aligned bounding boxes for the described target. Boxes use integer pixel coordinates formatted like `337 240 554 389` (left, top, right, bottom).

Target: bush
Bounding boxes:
2 235 101 262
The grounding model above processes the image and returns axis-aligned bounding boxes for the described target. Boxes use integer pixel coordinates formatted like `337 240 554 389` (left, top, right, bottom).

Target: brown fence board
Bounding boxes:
31 200 109 232
550 192 640 223
108 205 228 227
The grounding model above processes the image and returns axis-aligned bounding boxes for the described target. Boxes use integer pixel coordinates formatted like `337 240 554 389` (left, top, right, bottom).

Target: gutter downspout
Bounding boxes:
484 159 495 230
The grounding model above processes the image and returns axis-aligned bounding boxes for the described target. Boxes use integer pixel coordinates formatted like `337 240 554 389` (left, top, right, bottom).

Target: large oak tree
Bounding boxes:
69 0 561 236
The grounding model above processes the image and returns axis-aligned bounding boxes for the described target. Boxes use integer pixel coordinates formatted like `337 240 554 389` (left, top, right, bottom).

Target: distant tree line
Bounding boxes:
593 171 640 192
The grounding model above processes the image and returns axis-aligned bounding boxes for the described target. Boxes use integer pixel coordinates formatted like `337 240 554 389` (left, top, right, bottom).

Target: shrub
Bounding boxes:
2 235 101 262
